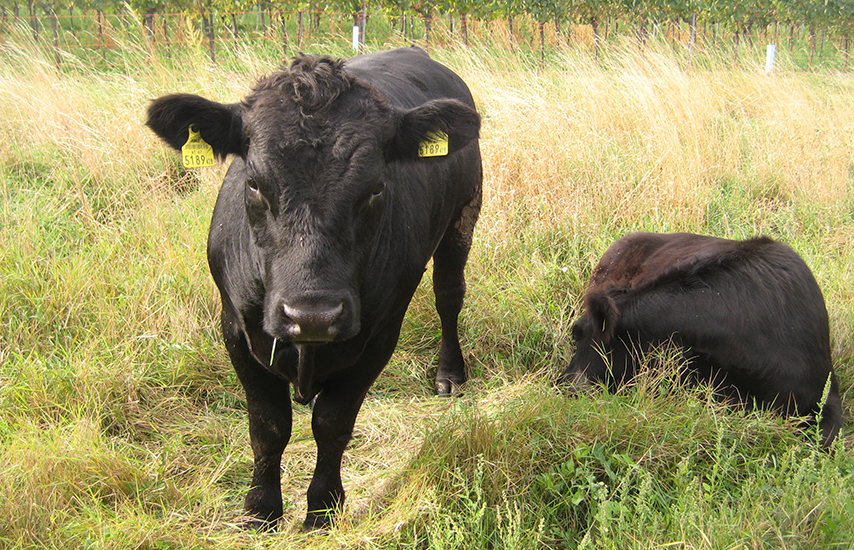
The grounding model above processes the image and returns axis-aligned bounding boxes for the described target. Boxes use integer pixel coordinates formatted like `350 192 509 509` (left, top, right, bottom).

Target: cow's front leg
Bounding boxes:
302 384 363 529
302 368 382 530
243 380 293 529
223 312 293 529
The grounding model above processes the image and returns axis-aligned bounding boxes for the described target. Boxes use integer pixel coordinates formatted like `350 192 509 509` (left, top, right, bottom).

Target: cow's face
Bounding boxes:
146 55 480 347
561 293 635 388
239 70 393 345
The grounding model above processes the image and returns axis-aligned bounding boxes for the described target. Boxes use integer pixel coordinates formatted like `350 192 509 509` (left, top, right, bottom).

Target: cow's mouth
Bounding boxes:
266 338 317 405
265 293 361 404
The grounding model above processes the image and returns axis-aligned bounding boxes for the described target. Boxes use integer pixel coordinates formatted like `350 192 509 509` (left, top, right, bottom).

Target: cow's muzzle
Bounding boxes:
278 294 358 343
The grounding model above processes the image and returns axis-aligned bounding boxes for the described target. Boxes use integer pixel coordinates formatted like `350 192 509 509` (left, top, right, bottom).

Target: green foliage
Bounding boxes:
2 0 853 56
398 374 854 549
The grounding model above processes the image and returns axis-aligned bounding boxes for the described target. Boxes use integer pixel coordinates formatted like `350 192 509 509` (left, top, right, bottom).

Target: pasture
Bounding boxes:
1 31 853 548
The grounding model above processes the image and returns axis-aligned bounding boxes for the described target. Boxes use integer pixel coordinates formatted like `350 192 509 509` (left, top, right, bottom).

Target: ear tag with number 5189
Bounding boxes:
182 125 215 168
418 131 449 157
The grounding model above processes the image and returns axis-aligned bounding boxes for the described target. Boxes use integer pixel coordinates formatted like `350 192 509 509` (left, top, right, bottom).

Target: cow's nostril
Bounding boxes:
283 302 345 341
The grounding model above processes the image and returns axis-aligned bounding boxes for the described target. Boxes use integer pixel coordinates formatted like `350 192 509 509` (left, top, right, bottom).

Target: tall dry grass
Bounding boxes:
444 44 854 236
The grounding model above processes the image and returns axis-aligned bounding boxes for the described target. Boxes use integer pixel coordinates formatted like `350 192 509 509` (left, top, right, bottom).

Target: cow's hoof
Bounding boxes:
302 511 333 531
238 516 278 532
435 378 463 396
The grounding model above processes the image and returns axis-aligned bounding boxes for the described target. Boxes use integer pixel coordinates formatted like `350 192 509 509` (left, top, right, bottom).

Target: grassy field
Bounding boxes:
1 29 853 549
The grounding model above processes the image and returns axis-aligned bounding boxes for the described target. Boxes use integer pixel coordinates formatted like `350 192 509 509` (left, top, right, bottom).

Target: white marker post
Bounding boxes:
765 44 776 73
352 25 359 51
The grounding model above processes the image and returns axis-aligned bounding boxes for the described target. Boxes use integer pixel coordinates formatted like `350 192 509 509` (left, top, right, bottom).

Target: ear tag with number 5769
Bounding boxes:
182 125 215 168
418 131 449 157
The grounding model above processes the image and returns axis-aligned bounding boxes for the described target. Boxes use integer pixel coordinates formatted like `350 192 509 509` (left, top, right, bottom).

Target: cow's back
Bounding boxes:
345 47 475 109
589 232 777 293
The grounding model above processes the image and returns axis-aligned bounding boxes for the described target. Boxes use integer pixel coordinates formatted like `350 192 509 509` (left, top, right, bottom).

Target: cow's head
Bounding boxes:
146 55 480 353
560 290 636 389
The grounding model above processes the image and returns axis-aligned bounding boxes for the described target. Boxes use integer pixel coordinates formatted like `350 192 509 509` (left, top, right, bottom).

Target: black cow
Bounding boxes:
145 47 482 529
561 232 842 447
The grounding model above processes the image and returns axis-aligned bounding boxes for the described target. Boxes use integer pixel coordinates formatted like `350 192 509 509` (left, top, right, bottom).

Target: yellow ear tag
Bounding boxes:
418 131 449 157
182 125 216 168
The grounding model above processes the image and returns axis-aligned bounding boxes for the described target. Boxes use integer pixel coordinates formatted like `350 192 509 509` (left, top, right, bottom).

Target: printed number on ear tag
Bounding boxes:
418 131 449 157
182 125 215 168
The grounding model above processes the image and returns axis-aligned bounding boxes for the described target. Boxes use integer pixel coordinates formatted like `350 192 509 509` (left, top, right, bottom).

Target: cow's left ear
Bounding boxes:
386 99 480 161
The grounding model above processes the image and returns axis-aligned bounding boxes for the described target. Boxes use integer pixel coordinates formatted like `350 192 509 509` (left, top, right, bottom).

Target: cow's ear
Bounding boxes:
146 93 245 158
386 98 480 161
586 291 620 345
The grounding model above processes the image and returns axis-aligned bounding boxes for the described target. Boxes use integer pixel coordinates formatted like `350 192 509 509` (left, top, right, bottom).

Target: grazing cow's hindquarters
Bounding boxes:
561 232 842 447
146 47 482 529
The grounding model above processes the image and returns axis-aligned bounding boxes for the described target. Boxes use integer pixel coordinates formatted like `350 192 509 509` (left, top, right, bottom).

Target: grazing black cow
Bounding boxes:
561 232 842 447
146 47 482 529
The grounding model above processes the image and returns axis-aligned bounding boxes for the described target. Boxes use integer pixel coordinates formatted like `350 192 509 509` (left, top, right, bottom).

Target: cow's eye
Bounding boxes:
371 181 386 198
245 177 268 209
365 181 386 207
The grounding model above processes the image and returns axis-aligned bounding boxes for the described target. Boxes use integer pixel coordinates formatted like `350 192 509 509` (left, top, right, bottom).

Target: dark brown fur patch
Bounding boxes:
589 232 773 295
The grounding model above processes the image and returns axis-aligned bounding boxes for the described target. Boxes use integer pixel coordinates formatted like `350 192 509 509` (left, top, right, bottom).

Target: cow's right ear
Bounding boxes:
585 291 620 345
146 93 245 158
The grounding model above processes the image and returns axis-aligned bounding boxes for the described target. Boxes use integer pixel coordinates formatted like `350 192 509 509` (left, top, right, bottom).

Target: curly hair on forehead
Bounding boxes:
246 54 355 112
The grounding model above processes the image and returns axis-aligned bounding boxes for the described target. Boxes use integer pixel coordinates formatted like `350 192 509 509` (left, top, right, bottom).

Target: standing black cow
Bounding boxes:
561 232 842 447
146 47 482 529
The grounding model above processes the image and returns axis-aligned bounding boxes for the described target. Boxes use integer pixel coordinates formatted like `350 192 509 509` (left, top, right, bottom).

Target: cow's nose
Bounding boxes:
283 302 345 342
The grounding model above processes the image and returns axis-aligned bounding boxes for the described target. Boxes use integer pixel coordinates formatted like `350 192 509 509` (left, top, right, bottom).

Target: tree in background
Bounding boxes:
571 0 614 56
2 0 853 67
826 0 854 69
524 0 569 61
440 0 481 45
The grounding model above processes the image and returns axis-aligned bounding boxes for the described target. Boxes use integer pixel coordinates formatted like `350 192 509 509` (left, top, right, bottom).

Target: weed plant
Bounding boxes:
0 25 852 549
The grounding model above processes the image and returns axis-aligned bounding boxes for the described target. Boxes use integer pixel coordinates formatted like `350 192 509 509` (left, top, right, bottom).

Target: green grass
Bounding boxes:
0 26 852 549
